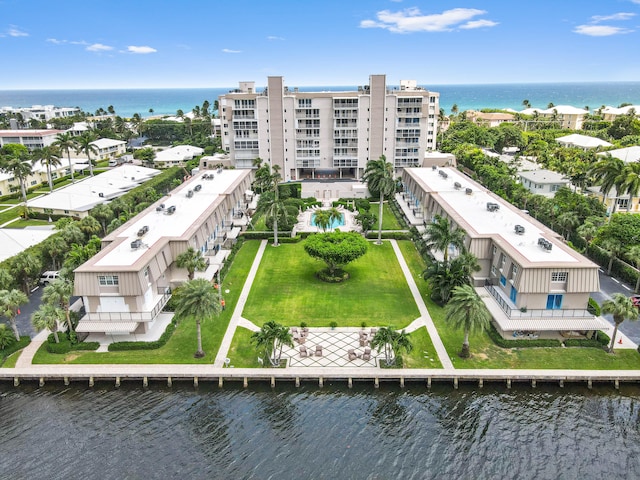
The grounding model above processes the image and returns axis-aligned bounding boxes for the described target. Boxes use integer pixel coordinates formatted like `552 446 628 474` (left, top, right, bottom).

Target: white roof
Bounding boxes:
518 169 568 184
76 321 138 333
556 134 612 149
495 315 609 332
597 146 640 164
94 169 247 268
602 105 640 115
155 145 204 162
0 227 56 262
407 167 579 264
29 165 160 213
541 105 588 115
91 138 126 149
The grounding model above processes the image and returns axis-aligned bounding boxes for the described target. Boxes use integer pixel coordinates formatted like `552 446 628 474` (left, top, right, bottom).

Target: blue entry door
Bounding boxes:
510 286 517 303
546 294 563 310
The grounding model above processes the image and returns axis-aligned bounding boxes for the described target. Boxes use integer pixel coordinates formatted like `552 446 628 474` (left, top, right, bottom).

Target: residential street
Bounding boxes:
592 269 640 344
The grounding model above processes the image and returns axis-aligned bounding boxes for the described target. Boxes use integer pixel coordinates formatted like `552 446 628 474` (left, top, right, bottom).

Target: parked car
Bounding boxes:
39 271 60 286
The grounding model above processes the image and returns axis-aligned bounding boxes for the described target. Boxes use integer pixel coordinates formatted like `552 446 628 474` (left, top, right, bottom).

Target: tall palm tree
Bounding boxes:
627 245 640 293
423 252 479 304
600 237 625 276
601 293 639 353
619 161 640 212
52 132 77 183
176 247 207 281
445 284 491 358
262 164 285 246
173 278 221 358
328 207 342 229
362 155 396 245
424 215 467 262
42 279 75 333
251 320 294 366
33 145 62 192
589 155 625 214
75 131 98 176
0 144 33 208
0 288 29 341
370 327 413 366
31 304 64 343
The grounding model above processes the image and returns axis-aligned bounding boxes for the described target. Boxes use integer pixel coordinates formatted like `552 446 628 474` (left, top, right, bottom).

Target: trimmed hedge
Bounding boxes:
45 332 99 354
488 324 562 348
587 297 601 316
241 232 304 242
108 318 177 351
563 331 609 348
365 231 412 240
1 336 31 360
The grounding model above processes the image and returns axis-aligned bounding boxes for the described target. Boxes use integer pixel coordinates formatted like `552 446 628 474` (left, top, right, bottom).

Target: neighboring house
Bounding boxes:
0 105 80 121
585 186 640 214
401 166 604 337
67 121 90 137
28 165 161 218
0 228 56 262
0 129 62 151
555 133 612 150
90 138 127 160
601 105 640 122
73 169 254 339
422 151 456 168
520 106 588 129
597 146 640 164
219 75 440 178
467 110 516 127
154 145 204 168
518 169 570 197
0 159 83 197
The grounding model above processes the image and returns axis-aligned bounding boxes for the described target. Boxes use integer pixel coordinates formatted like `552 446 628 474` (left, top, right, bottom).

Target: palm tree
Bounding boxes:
619 161 640 212
589 155 625 214
577 221 599 249
90 203 114 235
370 327 413 366
42 279 75 333
600 237 625 276
423 252 479 304
424 215 467 262
362 155 396 245
313 209 331 232
0 144 33 208
557 211 580 240
78 215 102 237
41 235 68 270
52 132 77 183
176 247 207 281
251 320 294 366
328 207 342 229
445 284 491 358
522 99 531 109
173 279 221 358
262 165 285 246
0 288 29 341
33 145 62 192
75 131 98 176
0 324 16 350
601 293 639 353
31 304 64 343
627 245 640 292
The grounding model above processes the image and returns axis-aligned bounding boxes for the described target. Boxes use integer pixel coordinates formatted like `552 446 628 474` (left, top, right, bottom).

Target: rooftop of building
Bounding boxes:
518 169 568 184
405 167 590 266
0 129 62 137
155 145 204 161
91 138 126 149
80 169 249 270
555 133 613 149
597 145 640 163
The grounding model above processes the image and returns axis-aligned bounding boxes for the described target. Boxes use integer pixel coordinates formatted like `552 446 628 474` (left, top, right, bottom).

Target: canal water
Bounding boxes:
1 381 639 479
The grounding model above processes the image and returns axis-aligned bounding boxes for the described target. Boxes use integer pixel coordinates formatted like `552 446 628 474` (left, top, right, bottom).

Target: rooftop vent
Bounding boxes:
514 225 525 235
131 239 142 250
98 192 104 198
432 165 437 171
137 225 149 237
165 205 176 215
454 182 462 190
186 190 194 198
194 184 202 192
486 202 500 212
465 188 472 195
156 203 165 212
538 237 553 251
438 170 448 179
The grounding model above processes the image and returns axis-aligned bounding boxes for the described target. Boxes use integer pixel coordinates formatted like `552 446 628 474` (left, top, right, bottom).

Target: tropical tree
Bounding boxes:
370 327 413 366
601 293 639 353
589 155 625 213
90 203 114 235
33 145 62 192
52 132 77 183
10 251 41 294
78 215 102 237
354 211 377 235
600 237 625 276
262 165 286 246
313 209 331 232
424 215 467 262
619 161 640 212
0 324 15 350
0 144 33 207
176 247 207 281
173 278 220 358
445 284 491 358
251 320 294 367
423 252 479 304
75 131 98 176
0 289 29 341
627 245 640 292
557 211 580 240
303 231 368 281
362 155 396 245
577 221 599 248
522 99 531 109
41 235 68 270
42 279 75 333
31 304 64 343
0 269 13 291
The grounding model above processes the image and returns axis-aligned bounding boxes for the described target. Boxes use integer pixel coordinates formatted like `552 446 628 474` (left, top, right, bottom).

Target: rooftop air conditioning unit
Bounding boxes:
438 170 448 179
156 203 165 212
465 188 472 195
98 192 104 197
486 202 500 212
194 184 202 192
166 205 176 215
514 225 525 235
432 165 437 171
186 190 194 198
131 239 142 249
137 225 149 237
454 182 462 190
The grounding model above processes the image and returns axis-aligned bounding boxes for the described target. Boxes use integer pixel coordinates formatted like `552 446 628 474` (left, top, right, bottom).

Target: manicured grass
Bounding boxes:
402 327 443 368
32 240 261 364
226 326 263 368
1 351 21 368
243 241 419 328
251 213 267 231
397 240 640 370
380 202 403 230
5 219 52 228
0 205 23 225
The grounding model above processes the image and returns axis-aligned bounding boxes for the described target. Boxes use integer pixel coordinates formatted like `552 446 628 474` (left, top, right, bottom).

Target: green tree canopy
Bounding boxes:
303 231 368 280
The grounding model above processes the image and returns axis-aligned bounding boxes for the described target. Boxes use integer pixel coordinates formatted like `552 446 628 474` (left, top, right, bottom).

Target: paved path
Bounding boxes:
213 240 267 367
14 330 49 368
389 240 454 369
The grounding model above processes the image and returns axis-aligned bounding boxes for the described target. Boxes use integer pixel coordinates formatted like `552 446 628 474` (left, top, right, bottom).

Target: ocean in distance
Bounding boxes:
1 82 640 119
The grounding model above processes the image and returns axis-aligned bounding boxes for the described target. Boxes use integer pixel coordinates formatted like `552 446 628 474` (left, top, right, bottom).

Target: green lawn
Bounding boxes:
243 241 419 328
0 206 23 225
227 326 263 368
380 202 403 230
4 219 52 228
397 240 640 370
32 240 261 364
402 327 443 368
1 351 21 368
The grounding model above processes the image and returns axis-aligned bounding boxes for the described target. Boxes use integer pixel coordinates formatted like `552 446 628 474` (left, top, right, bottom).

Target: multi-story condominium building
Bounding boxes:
0 105 81 122
219 75 439 181
400 166 605 337
73 168 253 338
0 129 62 151
90 138 127 160
520 106 588 130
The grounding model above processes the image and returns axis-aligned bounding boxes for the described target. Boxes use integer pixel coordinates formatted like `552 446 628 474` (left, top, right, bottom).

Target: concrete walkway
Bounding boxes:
14 330 49 368
389 240 454 369
213 240 267 367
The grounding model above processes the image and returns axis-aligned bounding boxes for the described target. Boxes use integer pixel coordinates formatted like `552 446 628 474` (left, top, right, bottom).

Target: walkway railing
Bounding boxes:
484 285 591 319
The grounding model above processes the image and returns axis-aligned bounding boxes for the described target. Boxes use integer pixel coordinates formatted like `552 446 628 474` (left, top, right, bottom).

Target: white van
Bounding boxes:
40 271 60 285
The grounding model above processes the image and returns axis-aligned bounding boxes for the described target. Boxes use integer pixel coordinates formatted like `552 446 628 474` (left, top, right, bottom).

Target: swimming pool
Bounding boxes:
311 212 345 229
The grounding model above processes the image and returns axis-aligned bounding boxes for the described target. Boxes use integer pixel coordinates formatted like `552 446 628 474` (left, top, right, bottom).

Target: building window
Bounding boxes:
98 275 119 286
551 272 568 282
491 265 497 276
499 253 506 270
500 275 506 287
492 245 497 256
546 294 563 310
511 264 518 278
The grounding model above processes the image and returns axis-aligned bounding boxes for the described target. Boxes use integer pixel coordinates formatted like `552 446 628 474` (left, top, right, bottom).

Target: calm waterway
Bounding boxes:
2 381 640 479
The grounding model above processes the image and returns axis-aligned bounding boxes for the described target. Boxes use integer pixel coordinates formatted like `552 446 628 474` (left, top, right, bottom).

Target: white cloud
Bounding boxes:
460 19 499 29
127 45 157 54
267 36 285 41
359 7 496 33
574 25 632 36
46 38 65 44
222 48 242 53
86 43 113 52
591 12 635 22
7 26 28 37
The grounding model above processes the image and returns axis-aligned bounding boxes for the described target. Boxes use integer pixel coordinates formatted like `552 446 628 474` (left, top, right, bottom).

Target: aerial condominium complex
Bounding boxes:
219 75 439 181
73 169 254 338
401 167 606 338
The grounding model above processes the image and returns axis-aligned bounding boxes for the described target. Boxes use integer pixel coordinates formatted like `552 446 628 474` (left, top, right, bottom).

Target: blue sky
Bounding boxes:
1 0 640 89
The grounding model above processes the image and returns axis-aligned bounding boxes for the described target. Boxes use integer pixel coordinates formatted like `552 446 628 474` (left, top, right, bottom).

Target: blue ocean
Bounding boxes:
1 82 640 118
